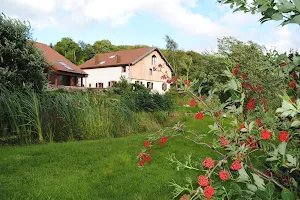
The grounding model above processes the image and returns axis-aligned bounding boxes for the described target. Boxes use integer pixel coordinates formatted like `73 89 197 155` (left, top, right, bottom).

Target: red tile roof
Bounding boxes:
34 42 87 76
79 47 173 71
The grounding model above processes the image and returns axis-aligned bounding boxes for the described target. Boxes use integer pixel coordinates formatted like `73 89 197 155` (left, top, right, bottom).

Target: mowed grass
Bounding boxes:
0 106 218 200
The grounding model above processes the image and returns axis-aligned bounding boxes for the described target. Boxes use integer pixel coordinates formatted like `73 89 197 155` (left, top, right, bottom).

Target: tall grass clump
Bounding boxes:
0 88 174 145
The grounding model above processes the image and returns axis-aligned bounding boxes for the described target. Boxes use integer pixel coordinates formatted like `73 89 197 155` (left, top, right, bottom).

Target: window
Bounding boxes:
162 83 167 91
147 82 153 89
108 81 117 88
57 60 74 71
96 83 98 88
100 61 106 64
98 83 103 88
152 55 156 65
122 66 126 73
89 83 91 88
149 68 153 75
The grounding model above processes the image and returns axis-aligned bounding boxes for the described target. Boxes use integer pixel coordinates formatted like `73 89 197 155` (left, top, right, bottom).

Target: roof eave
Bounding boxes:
131 47 174 72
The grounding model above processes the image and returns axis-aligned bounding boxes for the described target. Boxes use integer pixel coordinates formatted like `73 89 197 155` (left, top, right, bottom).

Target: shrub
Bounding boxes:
0 14 49 93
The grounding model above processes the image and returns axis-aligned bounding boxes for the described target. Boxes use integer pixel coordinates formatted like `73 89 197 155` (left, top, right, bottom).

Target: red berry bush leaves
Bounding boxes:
138 59 300 199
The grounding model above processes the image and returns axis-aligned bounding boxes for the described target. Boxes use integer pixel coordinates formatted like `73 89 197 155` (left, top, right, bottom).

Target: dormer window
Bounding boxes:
152 55 156 65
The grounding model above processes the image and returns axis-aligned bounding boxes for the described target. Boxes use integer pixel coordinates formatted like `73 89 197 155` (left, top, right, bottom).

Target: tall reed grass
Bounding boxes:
0 89 172 144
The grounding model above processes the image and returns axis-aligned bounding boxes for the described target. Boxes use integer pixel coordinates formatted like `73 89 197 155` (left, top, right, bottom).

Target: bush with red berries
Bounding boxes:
138 55 300 199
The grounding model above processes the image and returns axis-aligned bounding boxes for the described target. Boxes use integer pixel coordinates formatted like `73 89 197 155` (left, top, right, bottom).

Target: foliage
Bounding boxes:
54 37 83 64
0 13 49 93
217 0 300 26
0 89 172 144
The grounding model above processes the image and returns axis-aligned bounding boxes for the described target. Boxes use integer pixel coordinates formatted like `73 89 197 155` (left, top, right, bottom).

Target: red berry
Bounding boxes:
247 98 255 110
144 140 151 147
198 175 209 187
139 160 145 166
190 99 197 107
180 194 190 200
204 186 214 199
233 67 239 76
289 81 296 88
261 129 272 140
278 131 289 142
230 160 242 171
280 62 286 67
241 73 247 80
257 118 263 127
238 124 245 131
195 112 204 120
219 170 230 181
202 157 214 169
184 80 191 86
166 79 172 84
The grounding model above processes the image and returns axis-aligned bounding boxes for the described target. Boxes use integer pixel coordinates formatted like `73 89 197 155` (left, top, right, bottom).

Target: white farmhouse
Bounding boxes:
79 47 173 93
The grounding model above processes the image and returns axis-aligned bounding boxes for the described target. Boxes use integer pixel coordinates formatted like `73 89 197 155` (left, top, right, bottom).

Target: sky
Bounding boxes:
1 0 300 53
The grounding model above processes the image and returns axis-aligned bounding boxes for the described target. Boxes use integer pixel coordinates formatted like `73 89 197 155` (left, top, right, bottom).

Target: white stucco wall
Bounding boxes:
83 66 129 88
130 79 170 94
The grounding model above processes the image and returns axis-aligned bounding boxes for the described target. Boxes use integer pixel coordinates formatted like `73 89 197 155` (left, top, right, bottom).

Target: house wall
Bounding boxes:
83 66 129 88
129 50 172 82
130 79 170 94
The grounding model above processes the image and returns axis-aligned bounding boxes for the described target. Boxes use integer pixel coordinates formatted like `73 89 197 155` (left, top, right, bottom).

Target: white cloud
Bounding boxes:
1 0 299 52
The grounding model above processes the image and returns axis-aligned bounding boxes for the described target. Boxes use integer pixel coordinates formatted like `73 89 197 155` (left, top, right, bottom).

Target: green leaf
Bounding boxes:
247 184 258 192
281 188 295 200
290 15 300 24
278 142 287 156
258 4 269 12
286 154 297 166
238 165 249 181
266 182 275 197
272 13 284 20
291 120 300 127
231 183 242 194
293 0 300 10
233 6 247 12
281 0 296 10
256 0 267 5
252 173 265 191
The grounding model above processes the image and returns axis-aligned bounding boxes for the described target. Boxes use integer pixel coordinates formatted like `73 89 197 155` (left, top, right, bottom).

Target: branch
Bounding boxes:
172 134 225 156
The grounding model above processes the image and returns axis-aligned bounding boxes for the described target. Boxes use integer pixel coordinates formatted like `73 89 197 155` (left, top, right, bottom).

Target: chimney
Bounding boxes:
116 55 121 63
95 54 100 64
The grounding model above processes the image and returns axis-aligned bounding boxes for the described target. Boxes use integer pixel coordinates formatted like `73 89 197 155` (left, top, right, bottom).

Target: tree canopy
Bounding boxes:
0 14 49 92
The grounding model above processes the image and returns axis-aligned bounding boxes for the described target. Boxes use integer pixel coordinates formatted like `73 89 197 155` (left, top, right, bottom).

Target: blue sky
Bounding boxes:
2 0 300 52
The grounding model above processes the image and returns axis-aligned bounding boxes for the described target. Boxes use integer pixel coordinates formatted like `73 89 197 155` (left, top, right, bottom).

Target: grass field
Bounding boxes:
0 106 218 200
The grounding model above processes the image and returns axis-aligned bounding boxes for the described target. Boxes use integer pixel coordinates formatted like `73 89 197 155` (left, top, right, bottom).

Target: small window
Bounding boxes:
109 81 117 87
96 83 98 88
149 68 153 75
135 81 140 84
140 81 143 85
147 82 153 89
89 83 91 88
97 83 103 88
162 83 167 91
152 55 156 65
122 66 126 73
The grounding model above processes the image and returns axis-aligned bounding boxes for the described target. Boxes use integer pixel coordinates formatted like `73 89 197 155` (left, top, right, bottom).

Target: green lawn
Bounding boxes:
0 106 218 200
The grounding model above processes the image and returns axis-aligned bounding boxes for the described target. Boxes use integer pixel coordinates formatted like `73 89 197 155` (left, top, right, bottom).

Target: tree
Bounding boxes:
78 40 95 64
54 37 82 64
93 39 115 54
0 14 49 92
218 0 300 25
218 37 286 107
164 35 180 76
